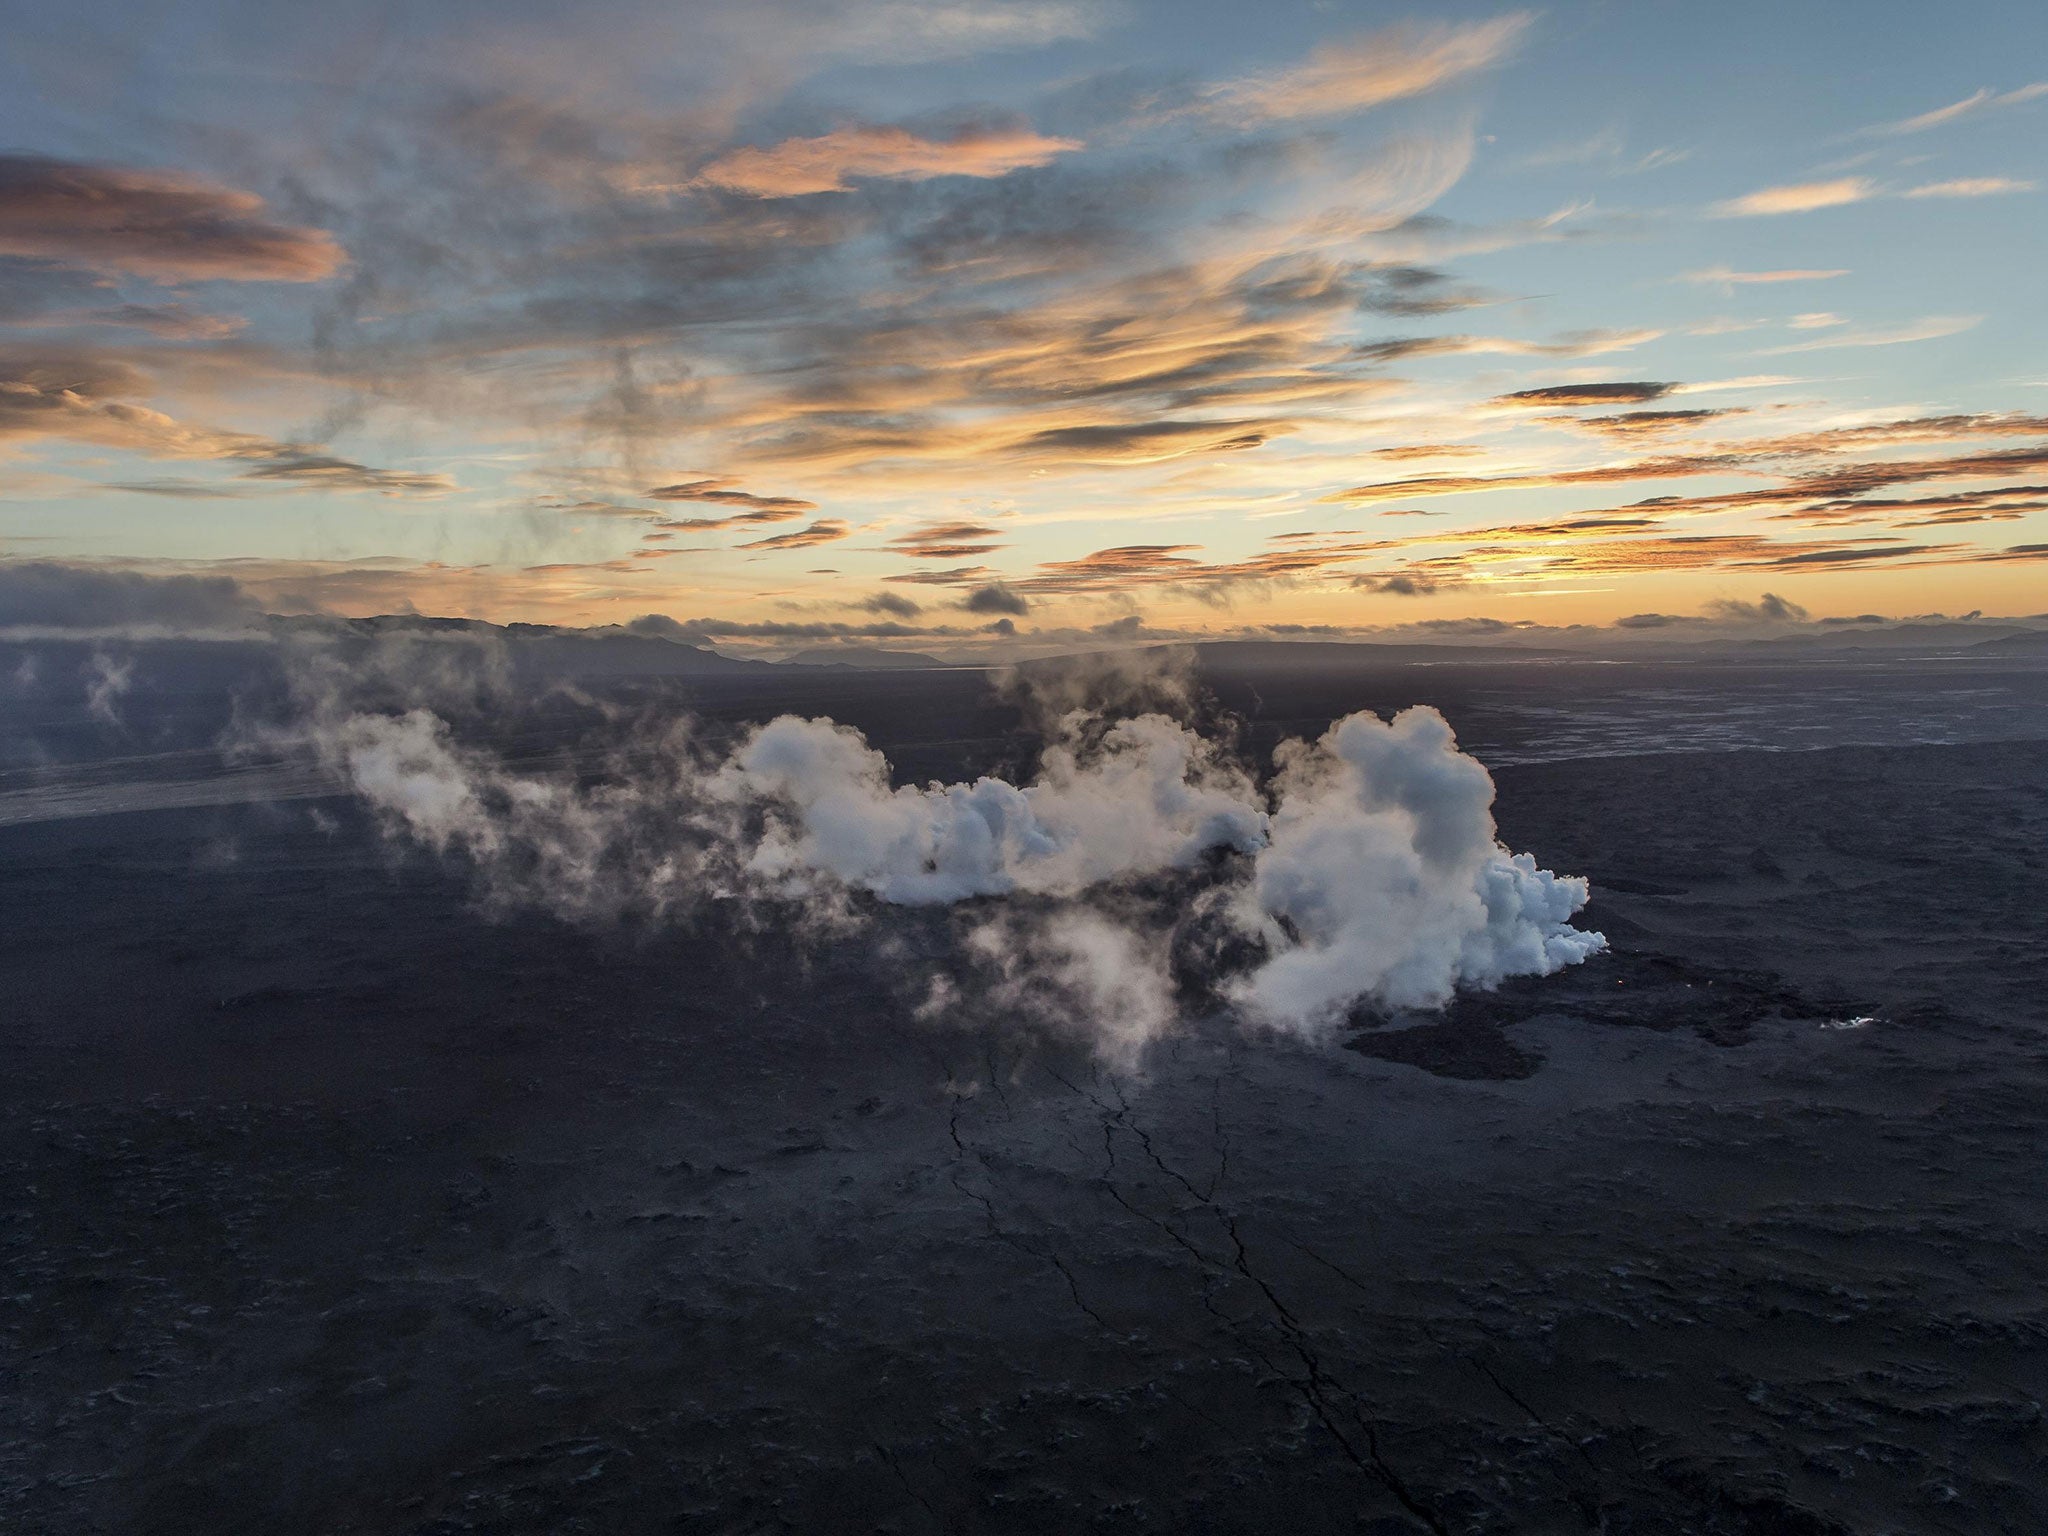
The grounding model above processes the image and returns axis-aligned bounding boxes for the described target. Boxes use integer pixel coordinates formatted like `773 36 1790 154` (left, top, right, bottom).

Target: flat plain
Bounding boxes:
5 646 2047 1534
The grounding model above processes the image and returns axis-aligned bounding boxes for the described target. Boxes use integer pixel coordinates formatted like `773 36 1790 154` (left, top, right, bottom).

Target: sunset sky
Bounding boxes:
3 0 2045 651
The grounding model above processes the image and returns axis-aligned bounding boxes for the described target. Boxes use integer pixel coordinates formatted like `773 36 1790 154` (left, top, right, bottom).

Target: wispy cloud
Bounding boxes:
1756 314 1980 354
1199 13 1534 125
1708 172 2030 221
1902 176 2037 199
1681 265 1849 284
1321 415 2048 562
1712 177 1875 217
1356 327 1662 364
1671 375 1806 394
1551 408 1746 439
1004 418 1284 462
735 519 850 550
1492 382 1677 407
815 0 1109 62
1858 82 2048 137
0 300 248 339
886 521 1010 559
1018 535 1404 594
644 478 818 522
232 449 453 494
687 122 1082 197
2 2 2041 634
0 347 452 493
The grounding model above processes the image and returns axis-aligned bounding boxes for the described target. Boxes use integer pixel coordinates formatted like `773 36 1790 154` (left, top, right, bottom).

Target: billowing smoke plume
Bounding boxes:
258 638 1603 1057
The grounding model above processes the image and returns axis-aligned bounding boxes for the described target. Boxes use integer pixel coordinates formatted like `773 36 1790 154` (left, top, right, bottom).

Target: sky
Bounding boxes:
2 0 2045 652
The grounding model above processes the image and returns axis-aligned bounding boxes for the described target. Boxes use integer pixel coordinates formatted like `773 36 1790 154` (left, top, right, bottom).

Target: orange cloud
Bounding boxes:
736 520 850 551
1342 528 2048 591
1554 408 1746 439
642 477 818 527
886 522 1009 559
646 477 815 511
1371 443 1487 460
0 156 343 281
1017 534 1404 595
1712 177 1875 217
1003 418 1283 462
690 123 1081 197
0 347 451 493
883 565 1002 587
1333 413 2048 503
1797 487 2048 528
1493 381 1676 407
1204 14 1533 124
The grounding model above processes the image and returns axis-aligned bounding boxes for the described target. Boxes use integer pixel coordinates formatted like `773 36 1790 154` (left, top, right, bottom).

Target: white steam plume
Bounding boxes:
312 707 717 923
1229 707 1606 1032
714 712 1265 904
261 640 1602 1054
84 650 134 727
919 908 1179 1071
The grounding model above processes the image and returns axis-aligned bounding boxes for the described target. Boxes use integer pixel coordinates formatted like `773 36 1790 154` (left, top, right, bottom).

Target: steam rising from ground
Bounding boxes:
723 711 1264 904
263 640 1603 1059
1230 708 1606 1025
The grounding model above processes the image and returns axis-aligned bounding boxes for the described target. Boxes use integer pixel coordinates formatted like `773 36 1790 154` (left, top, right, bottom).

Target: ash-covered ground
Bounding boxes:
5 645 2048 1534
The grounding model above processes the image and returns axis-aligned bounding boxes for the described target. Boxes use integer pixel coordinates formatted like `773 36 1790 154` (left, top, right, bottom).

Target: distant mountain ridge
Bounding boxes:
264 613 778 677
779 647 953 669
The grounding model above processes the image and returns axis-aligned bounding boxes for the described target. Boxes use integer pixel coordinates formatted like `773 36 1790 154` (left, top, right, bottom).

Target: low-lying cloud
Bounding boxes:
0 560 263 634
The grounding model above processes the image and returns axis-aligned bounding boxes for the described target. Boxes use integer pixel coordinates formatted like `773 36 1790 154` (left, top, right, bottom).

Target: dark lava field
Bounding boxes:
5 646 2048 1534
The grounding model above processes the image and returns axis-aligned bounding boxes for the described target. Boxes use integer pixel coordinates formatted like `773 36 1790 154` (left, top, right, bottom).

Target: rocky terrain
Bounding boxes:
4 652 2047 1533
